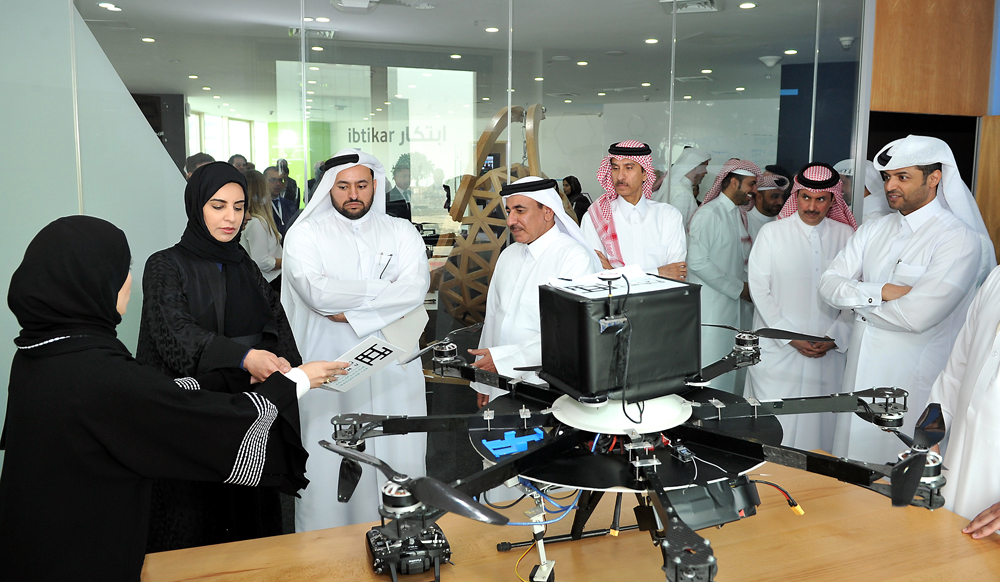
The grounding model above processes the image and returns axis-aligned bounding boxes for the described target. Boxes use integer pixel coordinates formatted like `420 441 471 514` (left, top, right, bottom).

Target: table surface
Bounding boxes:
141 462 1000 582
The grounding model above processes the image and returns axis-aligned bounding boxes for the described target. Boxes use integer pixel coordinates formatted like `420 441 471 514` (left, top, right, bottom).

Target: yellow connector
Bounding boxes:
610 529 619 537
790 504 805 516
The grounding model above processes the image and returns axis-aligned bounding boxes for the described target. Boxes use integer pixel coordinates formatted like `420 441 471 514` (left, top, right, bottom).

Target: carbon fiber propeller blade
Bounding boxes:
754 328 834 342
410 477 509 525
337 458 364 502
702 323 740 332
890 452 926 506
912 403 946 448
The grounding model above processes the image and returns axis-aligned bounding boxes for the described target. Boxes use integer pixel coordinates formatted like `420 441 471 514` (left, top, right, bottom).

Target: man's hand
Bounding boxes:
789 339 835 358
326 313 348 323
595 250 614 270
477 392 490 408
467 348 497 373
964 501 1000 539
740 282 753 303
244 349 293 382
881 284 912 301
657 261 687 281
298 360 350 388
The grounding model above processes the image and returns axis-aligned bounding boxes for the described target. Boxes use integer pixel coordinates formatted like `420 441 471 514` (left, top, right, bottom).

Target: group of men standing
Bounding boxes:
278 133 1000 540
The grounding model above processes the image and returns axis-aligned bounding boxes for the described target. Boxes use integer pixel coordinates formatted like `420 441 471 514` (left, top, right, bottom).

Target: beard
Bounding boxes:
333 196 372 220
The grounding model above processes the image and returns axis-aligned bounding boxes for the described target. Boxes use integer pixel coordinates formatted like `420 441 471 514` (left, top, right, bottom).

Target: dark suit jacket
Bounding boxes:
271 197 297 236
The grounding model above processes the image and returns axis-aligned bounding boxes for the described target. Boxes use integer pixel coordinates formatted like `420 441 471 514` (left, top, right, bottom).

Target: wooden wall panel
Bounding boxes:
977 116 1000 263
872 0 994 116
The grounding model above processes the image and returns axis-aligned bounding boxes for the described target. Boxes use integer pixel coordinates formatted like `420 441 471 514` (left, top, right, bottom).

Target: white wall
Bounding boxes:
0 2 188 469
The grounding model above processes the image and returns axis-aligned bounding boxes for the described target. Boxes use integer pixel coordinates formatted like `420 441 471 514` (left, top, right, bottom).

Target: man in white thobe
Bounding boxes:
927 265 1000 533
746 174 789 241
654 147 711 228
819 135 994 465
687 159 761 394
583 140 687 279
282 149 430 530
469 176 598 405
746 163 857 451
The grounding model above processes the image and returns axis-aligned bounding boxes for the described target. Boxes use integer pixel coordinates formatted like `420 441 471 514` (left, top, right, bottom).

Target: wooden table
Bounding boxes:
141 462 1000 581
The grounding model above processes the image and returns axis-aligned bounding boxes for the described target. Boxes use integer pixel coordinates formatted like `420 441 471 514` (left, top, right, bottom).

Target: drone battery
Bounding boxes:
538 274 701 403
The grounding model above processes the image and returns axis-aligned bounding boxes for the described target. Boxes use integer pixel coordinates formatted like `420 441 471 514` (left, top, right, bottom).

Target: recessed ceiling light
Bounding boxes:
308 80 317 84
376 108 382 111
303 17 314 22
202 86 211 90
408 84 417 88
369 112 375 115
645 38 658 44
234 114 242 117
213 95 220 99
534 77 544 81
740 2 756 8
188 75 198 79
641 82 651 87
311 46 323 51
564 99 572 103
683 95 692 99
451 54 462 59
309 66 320 70
316 17 330 22
141 37 155 43
483 97 490 101
508 88 515 92
229 108 236 112
395 94 403 98
736 87 745 91
363 117 369 120
485 27 499 33
307 90 315 95
222 102 229 106
784 49 798 55
577 61 588 66
98 2 115 7
701 69 712 74
385 101 391 105
107 6 121 11
306 99 313 102
598 92 606 96
606 50 627 56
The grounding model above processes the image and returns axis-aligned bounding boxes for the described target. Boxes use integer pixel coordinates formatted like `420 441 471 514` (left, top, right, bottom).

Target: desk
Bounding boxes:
142 462 1000 581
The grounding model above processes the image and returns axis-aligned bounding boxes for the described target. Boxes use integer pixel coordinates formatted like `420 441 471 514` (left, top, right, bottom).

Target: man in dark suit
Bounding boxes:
386 154 412 221
277 158 301 208
264 165 297 237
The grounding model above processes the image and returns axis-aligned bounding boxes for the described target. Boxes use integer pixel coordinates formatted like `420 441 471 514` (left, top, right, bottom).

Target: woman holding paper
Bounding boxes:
136 162 304 551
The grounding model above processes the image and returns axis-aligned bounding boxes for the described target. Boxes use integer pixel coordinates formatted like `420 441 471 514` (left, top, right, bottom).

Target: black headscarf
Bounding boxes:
179 162 248 264
8 216 130 344
175 162 274 340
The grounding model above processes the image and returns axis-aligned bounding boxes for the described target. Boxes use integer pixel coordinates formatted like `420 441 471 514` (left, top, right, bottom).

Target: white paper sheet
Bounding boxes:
319 336 406 393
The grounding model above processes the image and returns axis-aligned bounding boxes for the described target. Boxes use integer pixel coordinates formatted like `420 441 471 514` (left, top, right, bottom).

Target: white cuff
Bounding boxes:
858 282 884 307
284 367 311 399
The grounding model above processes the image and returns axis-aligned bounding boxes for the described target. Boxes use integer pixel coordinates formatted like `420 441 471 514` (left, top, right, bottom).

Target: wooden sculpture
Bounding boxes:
438 104 577 324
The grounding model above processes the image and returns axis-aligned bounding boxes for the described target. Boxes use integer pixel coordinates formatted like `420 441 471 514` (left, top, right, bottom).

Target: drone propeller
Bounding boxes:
399 322 484 365
701 323 833 343
338 457 364 502
887 403 946 507
320 440 509 525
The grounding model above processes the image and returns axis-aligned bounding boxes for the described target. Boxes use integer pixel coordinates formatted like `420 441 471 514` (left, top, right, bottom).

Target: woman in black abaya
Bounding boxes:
0 216 344 582
136 162 304 550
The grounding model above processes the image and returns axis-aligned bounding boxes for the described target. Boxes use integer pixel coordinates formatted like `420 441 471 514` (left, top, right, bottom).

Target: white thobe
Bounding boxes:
240 217 282 283
745 215 855 451
282 209 430 531
818 197 982 464
687 194 752 393
655 176 699 229
580 196 686 274
928 266 1000 521
746 206 775 241
473 227 598 401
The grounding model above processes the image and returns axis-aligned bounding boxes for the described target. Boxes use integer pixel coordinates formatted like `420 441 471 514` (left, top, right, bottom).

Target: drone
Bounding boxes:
321 271 946 582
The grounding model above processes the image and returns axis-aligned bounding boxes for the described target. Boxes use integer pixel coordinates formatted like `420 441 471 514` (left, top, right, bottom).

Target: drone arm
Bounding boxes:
686 392 903 422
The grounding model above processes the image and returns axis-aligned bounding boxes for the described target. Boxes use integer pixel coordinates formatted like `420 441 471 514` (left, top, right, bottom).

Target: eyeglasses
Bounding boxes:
267 177 284 183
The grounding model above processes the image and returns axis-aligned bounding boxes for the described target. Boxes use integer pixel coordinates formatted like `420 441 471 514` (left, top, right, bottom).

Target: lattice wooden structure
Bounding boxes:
438 104 577 324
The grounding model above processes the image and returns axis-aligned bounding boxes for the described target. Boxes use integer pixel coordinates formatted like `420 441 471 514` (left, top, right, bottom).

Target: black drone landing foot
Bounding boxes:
497 524 641 551
529 564 555 582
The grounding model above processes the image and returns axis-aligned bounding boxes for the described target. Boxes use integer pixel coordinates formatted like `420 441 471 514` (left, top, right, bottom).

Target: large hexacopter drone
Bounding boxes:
322 270 946 582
